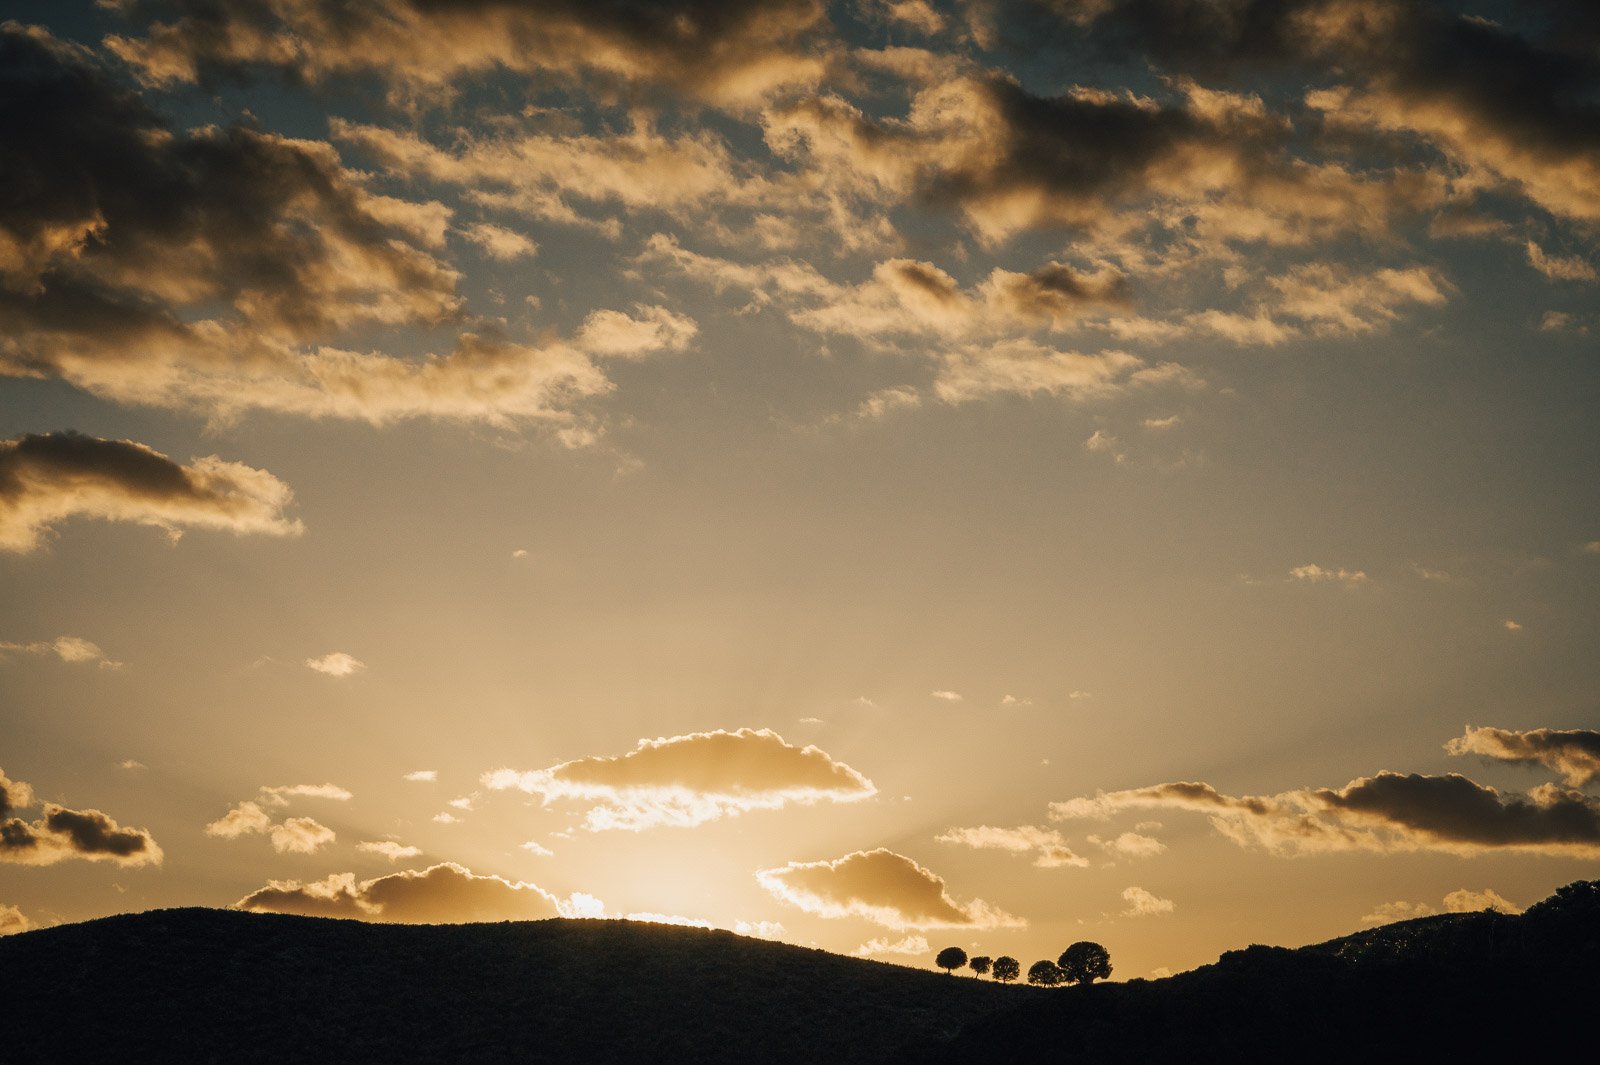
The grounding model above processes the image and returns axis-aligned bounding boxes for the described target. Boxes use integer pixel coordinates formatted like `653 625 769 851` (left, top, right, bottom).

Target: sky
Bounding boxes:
1 0 1598 978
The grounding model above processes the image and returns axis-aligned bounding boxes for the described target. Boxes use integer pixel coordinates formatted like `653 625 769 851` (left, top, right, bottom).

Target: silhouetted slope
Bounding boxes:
8 881 1597 1064
0 909 1015 1065
894 880 1600 1065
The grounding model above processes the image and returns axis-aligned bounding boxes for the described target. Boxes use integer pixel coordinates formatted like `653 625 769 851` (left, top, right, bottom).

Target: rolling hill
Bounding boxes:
4 880 1596 1064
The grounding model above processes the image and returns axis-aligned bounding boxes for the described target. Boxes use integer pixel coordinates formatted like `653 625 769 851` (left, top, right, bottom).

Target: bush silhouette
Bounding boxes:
1027 960 1064 986
992 956 1020 983
1057 941 1112 985
936 947 968 975
969 955 992 978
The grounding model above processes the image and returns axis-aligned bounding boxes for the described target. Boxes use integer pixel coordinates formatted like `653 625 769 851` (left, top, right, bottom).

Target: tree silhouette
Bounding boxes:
992 956 1020 983
936 946 968 975
1027 960 1064 986
969 955 992 978
1057 941 1112 985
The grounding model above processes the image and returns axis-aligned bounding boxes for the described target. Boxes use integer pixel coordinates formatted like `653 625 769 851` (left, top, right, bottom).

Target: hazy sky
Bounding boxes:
2 0 1598 977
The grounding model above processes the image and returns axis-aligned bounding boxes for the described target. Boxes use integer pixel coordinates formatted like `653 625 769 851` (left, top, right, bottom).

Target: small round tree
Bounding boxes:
936 946 969 975
992 956 1020 983
1057 941 1112 985
969 955 992 978
1027 960 1065 986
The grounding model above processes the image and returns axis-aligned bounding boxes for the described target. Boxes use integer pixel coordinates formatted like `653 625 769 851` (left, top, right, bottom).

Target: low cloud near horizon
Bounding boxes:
236 861 574 923
756 848 1024 931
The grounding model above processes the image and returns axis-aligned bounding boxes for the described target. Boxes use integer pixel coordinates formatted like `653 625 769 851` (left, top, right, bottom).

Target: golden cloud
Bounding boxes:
483 727 876 831
756 848 1024 930
934 824 1088 868
105 0 831 105
1447 726 1600 787
0 635 121 669
235 861 570 923
0 903 29 935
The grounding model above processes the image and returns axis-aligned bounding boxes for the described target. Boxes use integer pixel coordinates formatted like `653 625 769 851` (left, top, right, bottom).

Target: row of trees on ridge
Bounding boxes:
935 943 1112 986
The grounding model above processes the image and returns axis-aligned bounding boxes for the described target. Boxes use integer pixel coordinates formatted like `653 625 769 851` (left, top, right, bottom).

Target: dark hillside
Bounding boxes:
0 909 1016 1065
894 880 1600 1065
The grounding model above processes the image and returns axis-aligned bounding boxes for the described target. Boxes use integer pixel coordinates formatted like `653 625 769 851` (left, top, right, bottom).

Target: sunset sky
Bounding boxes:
2 0 1598 978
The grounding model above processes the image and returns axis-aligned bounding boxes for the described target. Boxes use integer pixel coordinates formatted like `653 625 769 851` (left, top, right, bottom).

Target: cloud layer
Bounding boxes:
483 727 875 830
1053 771 1600 858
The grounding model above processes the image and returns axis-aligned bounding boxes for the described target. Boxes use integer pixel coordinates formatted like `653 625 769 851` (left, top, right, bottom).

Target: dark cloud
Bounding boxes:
0 431 301 552
103 0 830 104
980 1 1600 224
1447 726 1600 787
0 24 459 339
766 71 1440 246
236 862 568 922
0 768 162 866
1314 772 1600 853
1 27 684 430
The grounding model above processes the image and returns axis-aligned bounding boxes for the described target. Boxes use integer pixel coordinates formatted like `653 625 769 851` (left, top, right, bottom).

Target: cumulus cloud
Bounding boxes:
0 903 29 935
935 824 1088 868
1051 771 1600 857
756 848 1024 930
0 635 122 669
0 769 161 867
0 432 302 553
482 727 875 831
1446 726 1600 787
1121 885 1175 917
305 653 365 678
359 840 423 861
206 783 350 852
269 817 336 854
404 770 438 782
236 861 573 923
930 690 963 702
106 0 831 105
204 800 274 839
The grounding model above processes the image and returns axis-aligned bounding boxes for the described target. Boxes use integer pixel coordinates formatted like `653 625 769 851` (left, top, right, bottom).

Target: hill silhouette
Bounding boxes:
0 909 1013 1064
894 879 1600 1065
3 881 1596 1064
